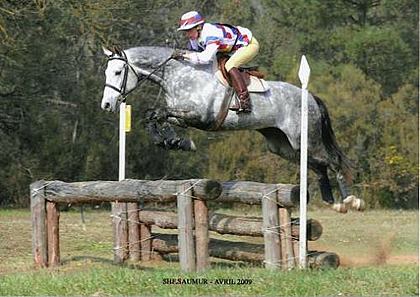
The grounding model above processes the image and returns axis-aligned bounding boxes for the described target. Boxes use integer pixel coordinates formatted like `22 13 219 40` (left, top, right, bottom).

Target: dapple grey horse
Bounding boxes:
101 46 364 212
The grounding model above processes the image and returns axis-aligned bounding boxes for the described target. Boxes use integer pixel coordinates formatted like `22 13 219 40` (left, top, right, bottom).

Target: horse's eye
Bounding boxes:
115 70 122 75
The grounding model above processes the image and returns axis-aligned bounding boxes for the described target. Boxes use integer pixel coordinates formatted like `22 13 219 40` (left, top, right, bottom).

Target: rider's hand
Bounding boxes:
171 50 185 60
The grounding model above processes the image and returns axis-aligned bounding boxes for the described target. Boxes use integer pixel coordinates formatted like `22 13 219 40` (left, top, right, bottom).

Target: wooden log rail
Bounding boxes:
40 179 223 203
138 210 323 240
216 181 306 207
34 180 304 206
152 233 340 269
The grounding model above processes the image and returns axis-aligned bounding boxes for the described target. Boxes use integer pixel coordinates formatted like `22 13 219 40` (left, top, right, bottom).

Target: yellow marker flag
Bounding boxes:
125 105 131 132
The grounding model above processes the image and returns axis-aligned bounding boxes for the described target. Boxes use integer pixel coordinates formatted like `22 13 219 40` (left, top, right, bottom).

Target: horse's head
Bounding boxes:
101 46 142 112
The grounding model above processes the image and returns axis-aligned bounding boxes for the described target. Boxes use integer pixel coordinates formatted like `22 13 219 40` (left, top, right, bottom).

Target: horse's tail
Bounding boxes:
313 95 354 181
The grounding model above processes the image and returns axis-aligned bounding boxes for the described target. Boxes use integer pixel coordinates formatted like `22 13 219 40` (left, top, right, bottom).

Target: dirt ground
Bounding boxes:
335 252 418 267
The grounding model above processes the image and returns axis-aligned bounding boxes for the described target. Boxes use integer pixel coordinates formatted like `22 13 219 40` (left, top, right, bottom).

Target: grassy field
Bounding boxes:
0 207 418 296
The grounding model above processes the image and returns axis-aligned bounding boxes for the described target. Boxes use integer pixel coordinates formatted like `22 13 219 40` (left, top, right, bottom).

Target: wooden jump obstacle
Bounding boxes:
30 179 339 271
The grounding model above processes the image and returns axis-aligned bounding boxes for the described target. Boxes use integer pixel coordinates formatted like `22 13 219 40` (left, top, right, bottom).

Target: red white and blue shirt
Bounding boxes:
186 23 252 65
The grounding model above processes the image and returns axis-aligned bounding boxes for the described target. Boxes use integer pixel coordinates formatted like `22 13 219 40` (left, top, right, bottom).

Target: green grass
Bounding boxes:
0 264 418 296
0 208 418 296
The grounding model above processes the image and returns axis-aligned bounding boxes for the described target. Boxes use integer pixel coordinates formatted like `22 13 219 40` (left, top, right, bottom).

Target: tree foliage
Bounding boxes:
0 0 417 209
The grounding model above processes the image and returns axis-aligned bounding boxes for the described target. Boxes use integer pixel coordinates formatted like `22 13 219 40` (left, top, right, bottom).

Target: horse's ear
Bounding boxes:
113 45 122 56
102 46 113 56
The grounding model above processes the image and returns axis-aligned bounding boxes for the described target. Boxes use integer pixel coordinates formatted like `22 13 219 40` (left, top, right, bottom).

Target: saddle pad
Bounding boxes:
212 58 270 93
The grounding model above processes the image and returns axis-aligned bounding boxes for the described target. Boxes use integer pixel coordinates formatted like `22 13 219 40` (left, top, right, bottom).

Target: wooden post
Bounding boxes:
177 182 196 272
113 101 129 264
46 201 60 267
279 207 295 269
194 200 209 272
140 223 152 261
261 187 282 270
31 181 48 268
112 202 128 264
127 202 140 262
298 55 310 269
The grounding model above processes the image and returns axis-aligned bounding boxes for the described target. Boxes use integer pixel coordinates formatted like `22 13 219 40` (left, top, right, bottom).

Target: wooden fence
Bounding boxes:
30 179 339 271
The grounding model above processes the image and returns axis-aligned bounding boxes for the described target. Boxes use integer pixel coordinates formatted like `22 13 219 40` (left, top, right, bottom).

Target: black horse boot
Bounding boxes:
228 67 251 112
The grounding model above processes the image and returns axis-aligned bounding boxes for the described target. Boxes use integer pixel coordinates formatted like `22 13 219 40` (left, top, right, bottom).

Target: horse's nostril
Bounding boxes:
104 102 110 110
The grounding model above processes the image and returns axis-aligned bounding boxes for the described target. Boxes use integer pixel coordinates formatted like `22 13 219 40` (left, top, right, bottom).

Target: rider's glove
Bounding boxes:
171 50 185 60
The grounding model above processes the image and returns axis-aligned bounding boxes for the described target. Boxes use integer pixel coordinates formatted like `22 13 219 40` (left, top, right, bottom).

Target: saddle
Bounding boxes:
213 55 270 93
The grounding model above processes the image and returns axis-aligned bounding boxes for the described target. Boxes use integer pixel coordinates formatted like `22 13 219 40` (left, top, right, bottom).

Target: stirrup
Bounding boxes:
229 96 240 111
239 97 252 113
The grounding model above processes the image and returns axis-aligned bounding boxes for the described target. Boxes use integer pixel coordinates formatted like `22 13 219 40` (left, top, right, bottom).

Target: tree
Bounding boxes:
0 0 417 209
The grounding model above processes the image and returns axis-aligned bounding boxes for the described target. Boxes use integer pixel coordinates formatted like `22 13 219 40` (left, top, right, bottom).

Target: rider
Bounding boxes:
175 11 259 112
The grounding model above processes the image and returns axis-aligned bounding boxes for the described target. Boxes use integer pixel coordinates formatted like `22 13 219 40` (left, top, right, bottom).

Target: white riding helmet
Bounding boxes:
177 11 204 31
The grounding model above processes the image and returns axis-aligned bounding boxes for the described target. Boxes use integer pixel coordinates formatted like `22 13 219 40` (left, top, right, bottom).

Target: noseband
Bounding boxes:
105 50 174 101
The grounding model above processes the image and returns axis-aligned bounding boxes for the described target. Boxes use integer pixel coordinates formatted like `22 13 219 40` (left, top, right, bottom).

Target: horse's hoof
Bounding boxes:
353 198 365 211
343 195 355 205
344 195 365 211
189 139 196 151
332 203 347 213
178 138 196 151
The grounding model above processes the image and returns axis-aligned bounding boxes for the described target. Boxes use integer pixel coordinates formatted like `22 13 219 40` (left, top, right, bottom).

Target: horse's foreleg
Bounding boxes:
159 122 196 151
145 113 195 152
146 120 165 146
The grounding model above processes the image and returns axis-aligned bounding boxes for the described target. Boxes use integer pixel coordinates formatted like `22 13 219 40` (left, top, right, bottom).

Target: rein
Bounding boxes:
105 50 173 102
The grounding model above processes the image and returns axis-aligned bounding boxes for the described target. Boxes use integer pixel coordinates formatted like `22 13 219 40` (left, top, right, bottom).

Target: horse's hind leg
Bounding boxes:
336 171 365 211
328 154 365 211
258 127 348 213
309 161 347 213
336 172 351 201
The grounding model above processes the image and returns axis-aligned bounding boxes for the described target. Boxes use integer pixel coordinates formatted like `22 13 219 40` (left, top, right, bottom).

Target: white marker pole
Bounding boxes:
298 55 310 269
119 102 126 181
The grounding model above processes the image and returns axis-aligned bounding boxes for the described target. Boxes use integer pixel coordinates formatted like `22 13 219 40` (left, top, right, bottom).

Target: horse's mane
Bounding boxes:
127 46 172 60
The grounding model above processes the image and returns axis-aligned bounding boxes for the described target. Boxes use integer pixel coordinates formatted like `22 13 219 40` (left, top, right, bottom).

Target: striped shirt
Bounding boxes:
186 23 252 65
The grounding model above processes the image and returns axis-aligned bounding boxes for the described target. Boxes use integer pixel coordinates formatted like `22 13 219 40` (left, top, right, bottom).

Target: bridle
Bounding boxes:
105 50 173 102
105 51 142 101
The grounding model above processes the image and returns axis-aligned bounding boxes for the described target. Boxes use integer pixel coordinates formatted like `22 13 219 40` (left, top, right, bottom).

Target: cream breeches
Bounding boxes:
225 37 260 72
